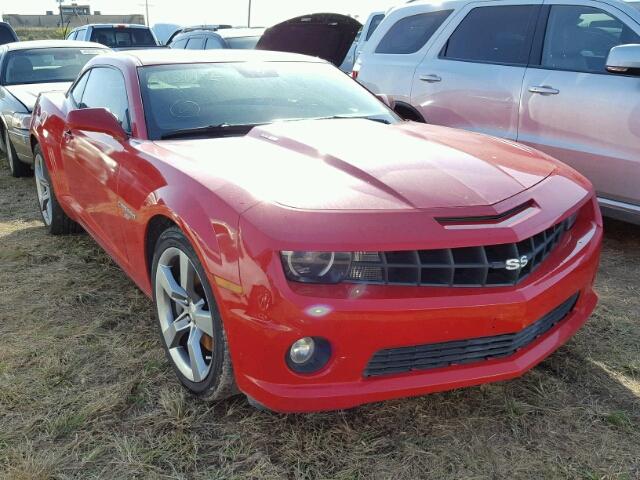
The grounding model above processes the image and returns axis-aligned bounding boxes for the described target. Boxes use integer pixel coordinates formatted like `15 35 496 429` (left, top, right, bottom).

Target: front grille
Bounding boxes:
345 219 570 288
364 293 579 378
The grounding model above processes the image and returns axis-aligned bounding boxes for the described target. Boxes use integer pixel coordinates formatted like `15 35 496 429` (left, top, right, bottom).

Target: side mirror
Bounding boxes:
67 108 128 141
606 44 640 75
376 94 396 110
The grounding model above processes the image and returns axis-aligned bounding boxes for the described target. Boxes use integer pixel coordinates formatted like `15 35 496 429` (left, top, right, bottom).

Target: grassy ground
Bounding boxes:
0 159 638 480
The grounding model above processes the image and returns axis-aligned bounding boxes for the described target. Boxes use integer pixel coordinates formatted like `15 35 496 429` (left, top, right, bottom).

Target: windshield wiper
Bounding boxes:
316 115 392 125
160 123 260 140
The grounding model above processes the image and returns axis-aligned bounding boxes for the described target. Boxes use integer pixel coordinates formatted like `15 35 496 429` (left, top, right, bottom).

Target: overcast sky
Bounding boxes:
2 1 402 27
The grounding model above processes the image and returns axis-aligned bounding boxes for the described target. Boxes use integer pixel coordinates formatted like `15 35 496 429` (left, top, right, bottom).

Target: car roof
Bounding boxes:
399 0 633 9
217 27 265 38
1 40 107 51
172 26 264 39
93 48 325 67
78 23 149 28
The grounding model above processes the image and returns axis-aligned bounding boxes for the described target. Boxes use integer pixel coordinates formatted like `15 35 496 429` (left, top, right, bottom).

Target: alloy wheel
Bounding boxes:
155 247 215 383
34 152 52 226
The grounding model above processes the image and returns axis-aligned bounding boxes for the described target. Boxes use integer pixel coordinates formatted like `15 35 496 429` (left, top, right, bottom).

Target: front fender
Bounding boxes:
134 184 243 302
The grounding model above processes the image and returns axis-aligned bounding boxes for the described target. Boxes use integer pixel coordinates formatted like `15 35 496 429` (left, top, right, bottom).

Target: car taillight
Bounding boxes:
351 70 359 80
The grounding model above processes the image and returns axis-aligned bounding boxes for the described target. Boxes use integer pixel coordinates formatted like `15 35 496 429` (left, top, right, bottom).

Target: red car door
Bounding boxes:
62 66 132 264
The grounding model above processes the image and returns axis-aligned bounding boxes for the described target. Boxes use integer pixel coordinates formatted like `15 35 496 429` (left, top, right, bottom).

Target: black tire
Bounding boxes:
4 128 32 178
33 144 82 235
152 227 238 401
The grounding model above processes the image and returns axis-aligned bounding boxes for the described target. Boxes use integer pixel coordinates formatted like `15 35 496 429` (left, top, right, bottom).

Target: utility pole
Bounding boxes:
57 0 64 29
138 1 153 26
247 0 252 27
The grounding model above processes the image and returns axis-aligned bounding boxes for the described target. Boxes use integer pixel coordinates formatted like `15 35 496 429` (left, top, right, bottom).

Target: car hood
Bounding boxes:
5 82 72 111
152 119 557 211
256 13 361 66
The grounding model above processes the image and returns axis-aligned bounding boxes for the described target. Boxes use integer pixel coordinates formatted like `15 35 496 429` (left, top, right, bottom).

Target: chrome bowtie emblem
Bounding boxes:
505 255 529 271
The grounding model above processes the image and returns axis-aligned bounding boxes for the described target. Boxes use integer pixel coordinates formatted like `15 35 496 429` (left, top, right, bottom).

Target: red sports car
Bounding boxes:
30 50 602 413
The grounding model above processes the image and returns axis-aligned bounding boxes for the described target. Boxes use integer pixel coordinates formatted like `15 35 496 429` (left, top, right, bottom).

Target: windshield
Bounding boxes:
629 1 640 10
138 61 398 140
90 27 156 47
1 47 108 86
225 36 261 49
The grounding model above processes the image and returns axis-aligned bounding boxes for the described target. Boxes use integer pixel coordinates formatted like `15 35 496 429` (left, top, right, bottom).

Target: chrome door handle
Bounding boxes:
419 74 442 83
529 85 559 95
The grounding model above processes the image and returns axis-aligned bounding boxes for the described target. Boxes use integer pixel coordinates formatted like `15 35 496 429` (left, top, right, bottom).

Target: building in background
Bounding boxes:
3 3 144 30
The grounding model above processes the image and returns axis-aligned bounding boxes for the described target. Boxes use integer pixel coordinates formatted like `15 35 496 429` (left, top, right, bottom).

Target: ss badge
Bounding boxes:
505 255 529 271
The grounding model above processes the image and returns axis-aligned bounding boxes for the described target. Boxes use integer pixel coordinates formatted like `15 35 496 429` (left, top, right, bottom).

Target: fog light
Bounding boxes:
286 337 332 374
289 337 315 365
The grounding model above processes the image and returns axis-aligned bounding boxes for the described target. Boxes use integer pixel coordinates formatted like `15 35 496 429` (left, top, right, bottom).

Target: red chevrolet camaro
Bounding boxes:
30 49 602 413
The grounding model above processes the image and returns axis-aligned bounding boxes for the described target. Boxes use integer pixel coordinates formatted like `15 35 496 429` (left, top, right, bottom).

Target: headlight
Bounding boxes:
10 112 32 130
281 251 352 284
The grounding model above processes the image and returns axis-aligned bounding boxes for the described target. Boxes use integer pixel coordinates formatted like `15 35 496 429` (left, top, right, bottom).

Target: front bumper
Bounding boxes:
8 128 33 164
222 194 602 413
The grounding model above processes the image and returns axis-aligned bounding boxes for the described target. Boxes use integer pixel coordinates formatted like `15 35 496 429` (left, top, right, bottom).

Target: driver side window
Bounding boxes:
542 5 640 73
78 67 131 133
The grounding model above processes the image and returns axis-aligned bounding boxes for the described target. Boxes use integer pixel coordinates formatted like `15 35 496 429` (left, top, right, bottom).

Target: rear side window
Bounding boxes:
205 36 225 49
170 38 188 49
376 11 452 54
366 14 385 41
186 36 205 50
443 6 539 65
79 67 131 132
67 31 77 40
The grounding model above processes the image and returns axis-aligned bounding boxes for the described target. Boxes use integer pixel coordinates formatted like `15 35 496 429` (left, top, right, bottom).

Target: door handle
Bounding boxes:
419 74 442 83
528 85 559 95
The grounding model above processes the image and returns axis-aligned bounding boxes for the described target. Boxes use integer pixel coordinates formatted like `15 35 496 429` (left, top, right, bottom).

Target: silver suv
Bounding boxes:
355 0 640 224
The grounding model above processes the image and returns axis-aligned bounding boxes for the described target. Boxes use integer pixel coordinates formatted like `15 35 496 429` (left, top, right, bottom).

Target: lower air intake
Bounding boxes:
364 294 579 378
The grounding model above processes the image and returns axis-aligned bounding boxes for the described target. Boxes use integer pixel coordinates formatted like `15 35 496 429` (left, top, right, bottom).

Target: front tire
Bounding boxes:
4 128 32 178
152 227 237 401
33 145 81 235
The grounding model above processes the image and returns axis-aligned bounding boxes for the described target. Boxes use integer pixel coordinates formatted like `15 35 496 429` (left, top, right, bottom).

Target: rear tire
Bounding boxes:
152 227 238 401
4 128 32 178
33 144 81 235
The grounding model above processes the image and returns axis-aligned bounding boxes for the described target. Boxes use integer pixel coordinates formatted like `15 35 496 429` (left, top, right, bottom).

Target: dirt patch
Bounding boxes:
0 162 638 479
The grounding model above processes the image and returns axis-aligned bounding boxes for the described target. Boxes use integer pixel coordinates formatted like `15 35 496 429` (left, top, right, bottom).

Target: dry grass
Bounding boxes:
0 160 638 480
13 29 65 41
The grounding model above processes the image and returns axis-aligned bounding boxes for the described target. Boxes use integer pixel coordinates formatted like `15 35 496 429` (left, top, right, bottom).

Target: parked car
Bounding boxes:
31 49 601 413
257 13 361 67
168 26 264 50
67 24 159 50
340 11 385 72
355 0 640 224
0 40 108 177
0 22 18 46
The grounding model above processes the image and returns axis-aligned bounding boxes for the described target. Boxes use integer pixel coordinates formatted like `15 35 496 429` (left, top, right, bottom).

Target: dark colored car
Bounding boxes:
0 22 18 46
168 27 264 50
